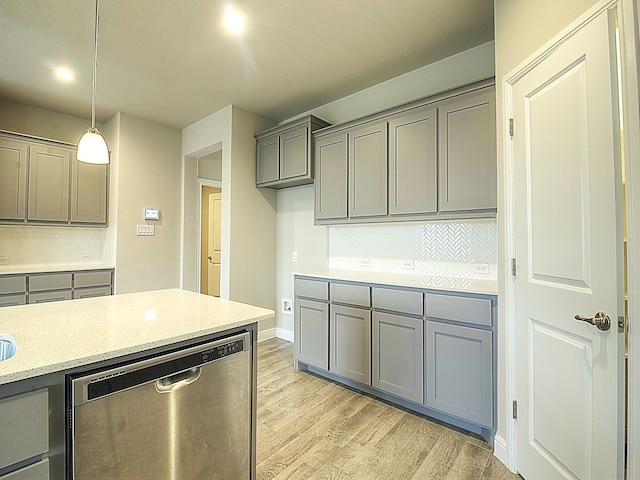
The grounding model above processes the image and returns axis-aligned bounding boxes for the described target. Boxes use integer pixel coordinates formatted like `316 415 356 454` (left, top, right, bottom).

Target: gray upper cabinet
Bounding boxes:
255 115 330 189
438 89 497 212
388 107 437 215
315 132 348 220
0 138 28 221
256 135 279 185
0 133 108 227
27 144 70 223
71 158 108 224
313 80 496 225
349 122 388 218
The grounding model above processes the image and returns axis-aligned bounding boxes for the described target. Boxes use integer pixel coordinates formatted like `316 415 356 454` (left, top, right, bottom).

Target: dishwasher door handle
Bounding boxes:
155 367 202 393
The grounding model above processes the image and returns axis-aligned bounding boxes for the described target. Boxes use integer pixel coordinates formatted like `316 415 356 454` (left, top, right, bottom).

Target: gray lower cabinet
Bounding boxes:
438 89 497 212
372 311 424 404
0 389 49 474
388 107 437 216
0 459 49 480
425 321 493 428
329 304 371 385
294 298 329 370
315 132 348 220
348 122 388 218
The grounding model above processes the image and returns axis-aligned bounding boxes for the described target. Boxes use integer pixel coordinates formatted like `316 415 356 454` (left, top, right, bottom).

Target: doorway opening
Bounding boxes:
200 185 222 297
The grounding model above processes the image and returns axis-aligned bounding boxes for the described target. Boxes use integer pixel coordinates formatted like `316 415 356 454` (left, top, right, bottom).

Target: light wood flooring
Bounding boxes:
256 338 522 480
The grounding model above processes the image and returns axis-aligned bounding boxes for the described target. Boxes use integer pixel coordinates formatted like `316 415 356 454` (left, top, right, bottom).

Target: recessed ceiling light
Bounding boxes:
55 68 75 81
224 10 245 34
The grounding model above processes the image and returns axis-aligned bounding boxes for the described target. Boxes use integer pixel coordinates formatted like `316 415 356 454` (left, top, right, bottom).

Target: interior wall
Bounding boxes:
198 151 222 181
114 113 182 293
494 0 600 468
229 106 277 324
275 42 496 338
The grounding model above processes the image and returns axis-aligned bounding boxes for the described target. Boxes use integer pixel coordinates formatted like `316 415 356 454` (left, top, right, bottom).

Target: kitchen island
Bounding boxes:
0 289 274 480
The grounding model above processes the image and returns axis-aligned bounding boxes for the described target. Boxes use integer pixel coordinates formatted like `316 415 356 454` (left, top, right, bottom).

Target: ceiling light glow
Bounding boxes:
224 10 245 34
55 68 75 80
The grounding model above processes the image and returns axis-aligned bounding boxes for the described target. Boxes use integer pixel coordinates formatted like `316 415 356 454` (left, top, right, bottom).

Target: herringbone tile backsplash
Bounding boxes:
329 220 497 279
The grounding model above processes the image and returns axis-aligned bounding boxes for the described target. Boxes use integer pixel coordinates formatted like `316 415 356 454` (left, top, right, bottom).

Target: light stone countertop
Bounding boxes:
0 288 274 385
294 269 497 296
0 263 114 275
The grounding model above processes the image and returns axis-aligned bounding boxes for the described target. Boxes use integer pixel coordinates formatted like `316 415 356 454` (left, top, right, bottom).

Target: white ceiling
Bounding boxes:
0 0 494 129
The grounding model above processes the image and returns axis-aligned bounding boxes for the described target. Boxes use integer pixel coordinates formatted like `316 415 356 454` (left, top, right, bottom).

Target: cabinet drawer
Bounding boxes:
28 290 72 304
425 293 492 327
73 286 112 299
295 278 328 301
29 273 72 292
372 287 423 316
0 276 26 295
330 282 370 307
0 389 49 470
0 459 49 480
74 270 112 288
0 294 27 307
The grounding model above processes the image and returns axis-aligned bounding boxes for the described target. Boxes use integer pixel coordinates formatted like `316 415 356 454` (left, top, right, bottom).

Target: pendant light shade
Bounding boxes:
77 127 109 164
77 0 109 165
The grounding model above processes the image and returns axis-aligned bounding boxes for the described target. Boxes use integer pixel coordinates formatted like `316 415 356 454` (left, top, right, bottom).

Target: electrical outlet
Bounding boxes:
292 251 298 263
0 256 9 265
360 258 371 268
81 253 93 261
402 260 414 270
136 225 155 236
282 299 293 314
474 263 490 274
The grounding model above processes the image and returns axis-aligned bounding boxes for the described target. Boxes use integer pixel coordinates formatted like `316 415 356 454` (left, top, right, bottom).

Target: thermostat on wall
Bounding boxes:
144 208 159 220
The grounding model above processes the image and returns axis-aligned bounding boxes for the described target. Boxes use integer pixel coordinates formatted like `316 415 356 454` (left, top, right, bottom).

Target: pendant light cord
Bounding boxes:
91 0 100 129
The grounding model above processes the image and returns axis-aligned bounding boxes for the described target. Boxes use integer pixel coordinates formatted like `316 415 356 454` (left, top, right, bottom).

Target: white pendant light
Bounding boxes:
77 0 109 165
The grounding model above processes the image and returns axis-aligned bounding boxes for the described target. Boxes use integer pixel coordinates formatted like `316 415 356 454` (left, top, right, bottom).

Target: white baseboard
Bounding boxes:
276 328 293 342
257 327 276 343
492 434 515 473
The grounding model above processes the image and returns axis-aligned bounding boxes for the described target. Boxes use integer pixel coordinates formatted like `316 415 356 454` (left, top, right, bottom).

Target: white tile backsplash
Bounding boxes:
329 220 497 279
0 226 108 265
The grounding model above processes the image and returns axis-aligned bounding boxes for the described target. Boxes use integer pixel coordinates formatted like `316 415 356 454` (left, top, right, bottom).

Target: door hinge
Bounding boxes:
509 118 514 138
511 258 517 277
513 400 518 419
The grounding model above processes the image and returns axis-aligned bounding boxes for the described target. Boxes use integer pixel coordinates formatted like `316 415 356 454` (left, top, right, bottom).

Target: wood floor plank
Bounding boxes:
255 338 522 480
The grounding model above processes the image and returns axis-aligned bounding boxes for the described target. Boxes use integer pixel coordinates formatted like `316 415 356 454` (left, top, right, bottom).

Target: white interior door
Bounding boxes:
511 7 624 479
207 193 222 297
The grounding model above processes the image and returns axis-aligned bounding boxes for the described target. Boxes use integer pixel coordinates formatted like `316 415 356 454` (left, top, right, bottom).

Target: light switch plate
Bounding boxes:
137 225 155 236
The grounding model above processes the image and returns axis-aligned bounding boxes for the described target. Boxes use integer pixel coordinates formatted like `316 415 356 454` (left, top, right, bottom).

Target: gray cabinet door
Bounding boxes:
70 158 108 224
0 138 27 221
348 122 388 218
329 304 371 385
425 321 493 428
256 135 279 185
294 298 329 370
438 88 496 212
388 107 437 215
372 312 424 404
27 144 71 222
315 132 348 220
280 126 308 180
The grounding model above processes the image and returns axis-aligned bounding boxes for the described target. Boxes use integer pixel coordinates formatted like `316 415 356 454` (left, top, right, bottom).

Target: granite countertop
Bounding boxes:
294 269 497 295
0 263 115 275
0 288 274 385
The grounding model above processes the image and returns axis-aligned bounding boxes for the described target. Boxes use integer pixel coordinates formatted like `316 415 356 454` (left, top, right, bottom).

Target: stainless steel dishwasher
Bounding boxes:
68 331 253 480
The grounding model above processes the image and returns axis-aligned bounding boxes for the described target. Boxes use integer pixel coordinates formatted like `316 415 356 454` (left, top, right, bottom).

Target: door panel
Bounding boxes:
512 8 623 479
207 193 222 297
